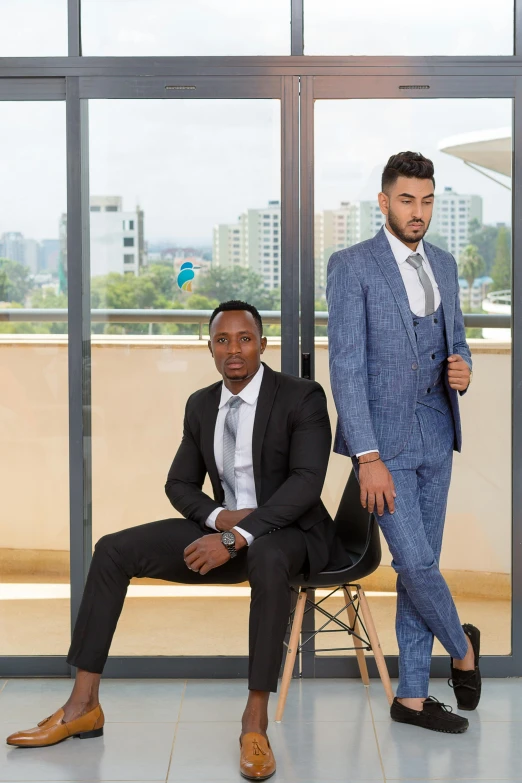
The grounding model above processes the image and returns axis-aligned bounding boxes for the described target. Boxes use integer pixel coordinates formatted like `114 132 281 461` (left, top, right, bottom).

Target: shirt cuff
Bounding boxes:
205 507 222 531
233 526 254 546
355 450 380 458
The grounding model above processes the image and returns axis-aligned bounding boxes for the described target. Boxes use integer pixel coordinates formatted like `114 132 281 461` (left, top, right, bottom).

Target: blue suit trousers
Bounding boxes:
356 404 469 697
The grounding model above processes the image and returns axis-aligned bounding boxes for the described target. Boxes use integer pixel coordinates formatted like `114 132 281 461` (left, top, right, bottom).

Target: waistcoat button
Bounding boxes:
434 318 439 323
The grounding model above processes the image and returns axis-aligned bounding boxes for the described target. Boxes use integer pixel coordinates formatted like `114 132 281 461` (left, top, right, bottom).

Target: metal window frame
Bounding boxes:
0 0 520 677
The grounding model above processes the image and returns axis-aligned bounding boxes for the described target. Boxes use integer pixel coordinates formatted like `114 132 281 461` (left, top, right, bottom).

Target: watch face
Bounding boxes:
222 531 235 547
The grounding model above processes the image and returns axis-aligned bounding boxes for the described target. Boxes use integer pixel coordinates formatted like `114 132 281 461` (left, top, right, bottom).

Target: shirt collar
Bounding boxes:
384 224 427 267
218 363 265 409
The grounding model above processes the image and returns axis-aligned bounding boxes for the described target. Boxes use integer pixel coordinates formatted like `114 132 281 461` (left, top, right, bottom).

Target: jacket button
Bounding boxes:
412 363 418 370
434 318 439 323
413 320 419 327
427 388 431 393
431 354 436 360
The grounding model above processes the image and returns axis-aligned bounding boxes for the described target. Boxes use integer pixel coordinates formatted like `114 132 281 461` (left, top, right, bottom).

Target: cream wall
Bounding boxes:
0 335 511 576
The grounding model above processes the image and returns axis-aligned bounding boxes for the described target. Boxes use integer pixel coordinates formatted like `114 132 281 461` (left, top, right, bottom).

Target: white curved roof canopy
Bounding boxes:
439 128 512 177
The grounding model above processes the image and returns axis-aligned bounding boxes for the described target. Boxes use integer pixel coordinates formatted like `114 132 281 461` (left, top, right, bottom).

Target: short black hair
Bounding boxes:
382 151 435 193
209 300 263 336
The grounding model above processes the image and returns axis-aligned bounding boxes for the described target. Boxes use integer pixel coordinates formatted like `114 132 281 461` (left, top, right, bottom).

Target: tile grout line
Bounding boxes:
366 684 387 783
164 678 187 782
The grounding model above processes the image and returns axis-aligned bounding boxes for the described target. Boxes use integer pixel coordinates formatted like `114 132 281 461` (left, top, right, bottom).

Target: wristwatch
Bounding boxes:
221 530 237 559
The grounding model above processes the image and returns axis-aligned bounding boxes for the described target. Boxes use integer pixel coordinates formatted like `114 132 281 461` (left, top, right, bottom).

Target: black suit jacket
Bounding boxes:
165 363 335 575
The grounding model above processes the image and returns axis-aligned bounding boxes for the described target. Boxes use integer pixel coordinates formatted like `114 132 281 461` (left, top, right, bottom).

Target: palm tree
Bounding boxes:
458 244 485 311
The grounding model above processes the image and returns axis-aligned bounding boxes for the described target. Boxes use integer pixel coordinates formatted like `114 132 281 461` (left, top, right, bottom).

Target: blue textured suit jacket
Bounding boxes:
326 226 472 461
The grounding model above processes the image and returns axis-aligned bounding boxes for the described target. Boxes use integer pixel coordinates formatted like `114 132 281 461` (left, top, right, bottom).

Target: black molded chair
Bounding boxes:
275 470 394 721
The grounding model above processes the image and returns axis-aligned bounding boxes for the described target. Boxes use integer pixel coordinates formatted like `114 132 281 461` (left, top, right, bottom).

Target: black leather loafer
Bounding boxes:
449 623 481 711
390 696 469 733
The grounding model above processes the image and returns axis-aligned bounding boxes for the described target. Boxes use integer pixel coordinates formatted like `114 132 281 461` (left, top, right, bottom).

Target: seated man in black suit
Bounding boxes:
7 300 336 780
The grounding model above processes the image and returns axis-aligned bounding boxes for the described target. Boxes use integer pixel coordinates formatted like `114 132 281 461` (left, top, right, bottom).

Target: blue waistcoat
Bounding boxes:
412 303 451 416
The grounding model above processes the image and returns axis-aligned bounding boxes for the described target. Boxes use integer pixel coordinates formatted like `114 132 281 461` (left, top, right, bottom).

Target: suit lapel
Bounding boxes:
201 383 222 500
370 228 419 358
423 241 455 354
252 363 278 502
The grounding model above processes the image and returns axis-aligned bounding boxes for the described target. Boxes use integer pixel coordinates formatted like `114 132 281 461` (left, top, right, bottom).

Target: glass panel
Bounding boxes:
0 102 68 654
0 0 67 56
314 98 512 656
87 98 281 657
82 0 290 55
304 0 514 55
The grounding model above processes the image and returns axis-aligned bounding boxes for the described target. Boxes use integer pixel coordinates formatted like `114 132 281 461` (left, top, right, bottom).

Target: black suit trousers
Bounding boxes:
67 518 308 692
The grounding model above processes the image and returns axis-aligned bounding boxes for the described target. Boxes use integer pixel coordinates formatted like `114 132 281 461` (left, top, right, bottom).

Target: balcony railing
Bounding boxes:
0 309 512 338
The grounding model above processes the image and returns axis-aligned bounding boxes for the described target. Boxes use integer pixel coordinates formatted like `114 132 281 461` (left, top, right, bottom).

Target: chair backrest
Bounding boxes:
333 469 380 561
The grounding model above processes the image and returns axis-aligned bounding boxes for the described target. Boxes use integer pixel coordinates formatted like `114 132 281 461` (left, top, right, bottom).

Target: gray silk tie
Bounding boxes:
222 396 243 511
406 253 436 317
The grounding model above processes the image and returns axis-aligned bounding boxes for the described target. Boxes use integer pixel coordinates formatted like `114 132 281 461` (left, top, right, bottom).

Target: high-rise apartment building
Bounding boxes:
60 197 145 281
39 239 60 274
431 187 483 258
314 201 385 291
0 232 26 265
0 232 41 274
212 200 280 289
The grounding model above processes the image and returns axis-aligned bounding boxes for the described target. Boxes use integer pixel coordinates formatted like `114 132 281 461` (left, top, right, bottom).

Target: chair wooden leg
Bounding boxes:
275 588 307 723
343 587 370 686
357 587 394 705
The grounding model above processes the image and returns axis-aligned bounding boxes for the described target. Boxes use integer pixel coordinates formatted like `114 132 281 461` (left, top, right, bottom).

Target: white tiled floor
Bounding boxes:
1 678 521 782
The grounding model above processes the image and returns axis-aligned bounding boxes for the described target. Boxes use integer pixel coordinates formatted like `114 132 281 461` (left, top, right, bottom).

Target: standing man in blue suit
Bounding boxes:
327 152 482 734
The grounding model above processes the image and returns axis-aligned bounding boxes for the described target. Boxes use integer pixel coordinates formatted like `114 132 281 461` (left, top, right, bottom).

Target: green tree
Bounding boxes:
31 288 68 308
490 226 512 292
0 266 9 302
458 245 485 310
195 266 278 310
425 231 449 251
30 288 68 333
0 258 33 304
144 263 178 301
468 219 510 275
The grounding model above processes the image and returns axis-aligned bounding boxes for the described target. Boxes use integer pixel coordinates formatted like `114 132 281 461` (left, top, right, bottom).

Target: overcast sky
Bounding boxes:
0 0 513 57
0 2 514 244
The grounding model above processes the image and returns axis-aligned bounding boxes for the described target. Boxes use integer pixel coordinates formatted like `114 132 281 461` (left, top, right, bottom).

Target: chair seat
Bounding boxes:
290 546 381 589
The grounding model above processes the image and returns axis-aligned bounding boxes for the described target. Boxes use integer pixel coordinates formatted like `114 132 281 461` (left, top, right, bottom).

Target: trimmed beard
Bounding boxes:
388 207 431 245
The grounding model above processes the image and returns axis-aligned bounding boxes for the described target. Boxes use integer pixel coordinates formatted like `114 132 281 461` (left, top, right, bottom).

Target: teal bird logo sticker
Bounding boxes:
177 261 200 292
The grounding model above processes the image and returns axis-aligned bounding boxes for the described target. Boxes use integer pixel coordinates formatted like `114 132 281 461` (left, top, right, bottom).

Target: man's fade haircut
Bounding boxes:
381 151 435 194
209 300 264 337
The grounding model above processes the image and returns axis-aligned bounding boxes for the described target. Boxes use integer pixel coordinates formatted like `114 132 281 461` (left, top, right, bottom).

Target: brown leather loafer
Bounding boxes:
6 705 104 747
239 732 276 780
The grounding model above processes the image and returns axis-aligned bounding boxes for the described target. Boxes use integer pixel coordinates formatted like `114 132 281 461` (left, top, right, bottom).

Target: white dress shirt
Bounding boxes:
205 364 265 546
383 225 441 317
356 226 442 458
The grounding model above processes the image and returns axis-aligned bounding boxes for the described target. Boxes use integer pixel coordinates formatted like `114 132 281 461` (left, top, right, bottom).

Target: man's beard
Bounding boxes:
388 208 430 245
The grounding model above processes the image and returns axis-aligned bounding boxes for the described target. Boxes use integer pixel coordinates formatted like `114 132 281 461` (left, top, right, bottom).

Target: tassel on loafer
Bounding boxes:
6 705 104 748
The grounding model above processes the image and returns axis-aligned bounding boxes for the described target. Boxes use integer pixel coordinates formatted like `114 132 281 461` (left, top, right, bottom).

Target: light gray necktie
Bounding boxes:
406 253 436 316
222 396 243 510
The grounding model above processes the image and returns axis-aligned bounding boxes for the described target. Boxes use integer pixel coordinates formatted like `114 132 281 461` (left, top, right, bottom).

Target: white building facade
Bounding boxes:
60 196 145 280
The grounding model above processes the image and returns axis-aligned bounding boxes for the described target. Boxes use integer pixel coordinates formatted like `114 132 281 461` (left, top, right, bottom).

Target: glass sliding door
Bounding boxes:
0 100 69 658
75 76 297 672
300 77 516 675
